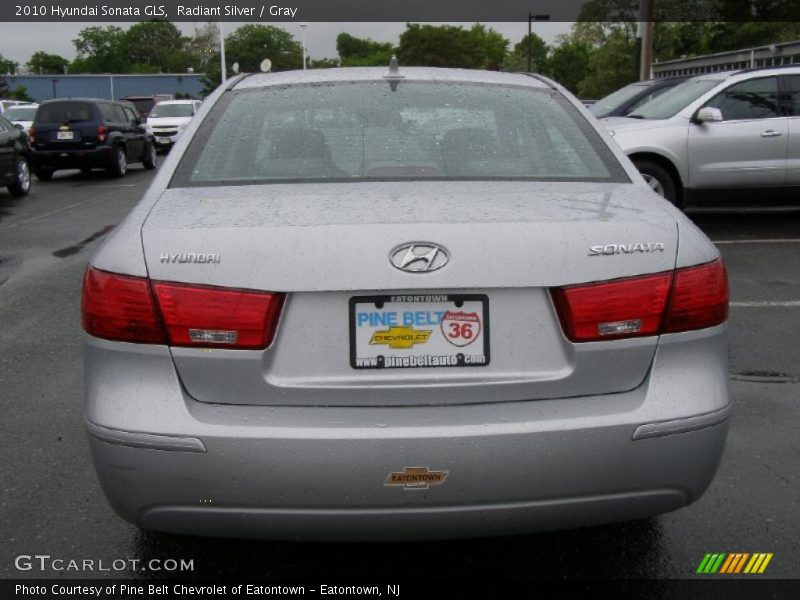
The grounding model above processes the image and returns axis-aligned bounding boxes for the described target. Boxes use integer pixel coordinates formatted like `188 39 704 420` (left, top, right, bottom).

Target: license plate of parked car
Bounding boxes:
157 137 171 144
350 294 490 369
56 131 74 140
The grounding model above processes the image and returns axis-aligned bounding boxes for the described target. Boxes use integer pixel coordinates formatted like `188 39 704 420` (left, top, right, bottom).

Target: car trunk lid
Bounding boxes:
141 180 678 406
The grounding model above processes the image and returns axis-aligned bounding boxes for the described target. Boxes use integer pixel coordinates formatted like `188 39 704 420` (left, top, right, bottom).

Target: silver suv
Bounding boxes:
601 66 800 207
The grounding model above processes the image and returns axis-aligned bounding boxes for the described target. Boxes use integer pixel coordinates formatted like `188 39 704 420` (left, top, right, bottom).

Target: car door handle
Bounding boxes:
761 130 782 138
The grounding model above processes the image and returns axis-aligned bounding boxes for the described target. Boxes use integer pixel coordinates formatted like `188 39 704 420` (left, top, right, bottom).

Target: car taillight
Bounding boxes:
663 259 729 333
151 281 285 349
81 268 165 344
552 272 672 342
28 127 35 143
82 267 285 350
552 259 728 342
97 125 107 143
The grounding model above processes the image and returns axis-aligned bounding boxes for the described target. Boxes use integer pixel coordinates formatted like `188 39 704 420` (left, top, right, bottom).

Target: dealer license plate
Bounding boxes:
350 294 490 369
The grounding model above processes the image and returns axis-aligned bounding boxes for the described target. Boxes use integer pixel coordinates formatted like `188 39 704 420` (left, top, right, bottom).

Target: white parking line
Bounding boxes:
730 301 800 308
713 239 800 244
0 186 136 232
89 184 138 188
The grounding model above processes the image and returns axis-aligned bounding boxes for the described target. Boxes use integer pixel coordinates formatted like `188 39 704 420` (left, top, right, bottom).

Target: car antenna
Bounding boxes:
383 55 405 91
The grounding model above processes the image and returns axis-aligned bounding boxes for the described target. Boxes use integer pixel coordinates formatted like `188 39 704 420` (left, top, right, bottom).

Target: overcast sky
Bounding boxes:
0 21 572 68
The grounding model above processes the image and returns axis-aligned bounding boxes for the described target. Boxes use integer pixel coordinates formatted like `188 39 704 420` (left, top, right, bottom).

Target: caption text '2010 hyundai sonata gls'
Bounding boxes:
82 66 730 541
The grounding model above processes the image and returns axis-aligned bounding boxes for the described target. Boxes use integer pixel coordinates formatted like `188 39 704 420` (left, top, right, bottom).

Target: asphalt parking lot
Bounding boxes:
0 167 798 580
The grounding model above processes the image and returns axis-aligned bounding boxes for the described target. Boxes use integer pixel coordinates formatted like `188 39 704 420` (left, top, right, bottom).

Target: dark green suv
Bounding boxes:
29 98 158 180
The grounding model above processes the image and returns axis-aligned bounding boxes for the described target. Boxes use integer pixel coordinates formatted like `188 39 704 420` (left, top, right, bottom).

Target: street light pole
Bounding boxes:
219 21 227 84
527 13 550 73
300 23 308 70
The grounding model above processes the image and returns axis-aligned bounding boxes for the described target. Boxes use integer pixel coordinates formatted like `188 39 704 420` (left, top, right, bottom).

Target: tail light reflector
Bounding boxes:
81 267 285 350
151 281 284 349
81 268 165 344
97 125 107 143
28 127 35 143
552 259 728 342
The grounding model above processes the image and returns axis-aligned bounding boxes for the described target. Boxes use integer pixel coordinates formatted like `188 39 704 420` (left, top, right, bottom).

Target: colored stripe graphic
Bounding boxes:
719 554 735 573
698 553 773 574
759 554 774 573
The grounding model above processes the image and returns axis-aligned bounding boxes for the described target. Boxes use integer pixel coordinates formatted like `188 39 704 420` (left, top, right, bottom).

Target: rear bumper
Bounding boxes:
84 326 731 541
30 146 113 169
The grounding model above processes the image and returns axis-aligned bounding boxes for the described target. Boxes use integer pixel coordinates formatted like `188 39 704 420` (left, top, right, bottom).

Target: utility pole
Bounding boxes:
527 13 550 73
638 0 654 80
219 21 227 84
300 23 308 70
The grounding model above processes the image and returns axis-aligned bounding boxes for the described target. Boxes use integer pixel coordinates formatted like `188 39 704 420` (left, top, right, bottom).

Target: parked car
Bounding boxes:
0 99 31 116
2 103 38 131
601 66 800 206
83 66 730 541
589 76 689 119
29 98 158 179
0 115 31 196
120 94 173 119
146 99 202 152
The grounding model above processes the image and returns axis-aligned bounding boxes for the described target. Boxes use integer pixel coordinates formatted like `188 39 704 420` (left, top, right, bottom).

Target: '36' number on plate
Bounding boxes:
448 323 474 340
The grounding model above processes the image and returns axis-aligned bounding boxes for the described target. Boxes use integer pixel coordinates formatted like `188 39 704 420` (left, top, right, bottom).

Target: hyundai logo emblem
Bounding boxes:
389 243 449 273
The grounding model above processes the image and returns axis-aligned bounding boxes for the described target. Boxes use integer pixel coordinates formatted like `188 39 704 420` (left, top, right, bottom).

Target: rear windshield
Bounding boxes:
37 102 94 124
3 106 37 121
150 103 194 118
173 81 626 186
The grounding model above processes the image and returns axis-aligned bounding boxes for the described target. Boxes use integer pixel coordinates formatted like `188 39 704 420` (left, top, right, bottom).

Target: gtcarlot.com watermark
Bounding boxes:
14 554 194 573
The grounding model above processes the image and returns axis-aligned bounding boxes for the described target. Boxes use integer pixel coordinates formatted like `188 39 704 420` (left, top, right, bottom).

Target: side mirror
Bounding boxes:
14 123 24 130
694 106 723 124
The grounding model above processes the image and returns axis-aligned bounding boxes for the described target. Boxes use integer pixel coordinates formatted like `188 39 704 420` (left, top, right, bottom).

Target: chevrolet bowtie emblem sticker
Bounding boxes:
385 467 449 490
369 326 432 349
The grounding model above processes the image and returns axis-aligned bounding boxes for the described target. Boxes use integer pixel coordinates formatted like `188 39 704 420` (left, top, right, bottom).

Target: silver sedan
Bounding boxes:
82 66 731 541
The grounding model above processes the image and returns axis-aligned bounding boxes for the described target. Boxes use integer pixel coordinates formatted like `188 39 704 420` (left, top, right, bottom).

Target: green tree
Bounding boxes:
0 53 18 75
188 23 219 72
504 32 549 72
577 28 636 99
469 24 509 70
70 26 128 73
201 25 302 95
8 85 34 101
224 24 302 73
200 59 222 96
397 24 486 68
122 21 192 73
336 32 393 66
546 39 591 94
26 51 69 75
